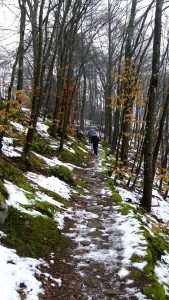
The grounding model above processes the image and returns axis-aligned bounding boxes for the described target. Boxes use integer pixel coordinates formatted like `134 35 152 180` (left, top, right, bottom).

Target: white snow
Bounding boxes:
0 119 169 299
26 172 71 200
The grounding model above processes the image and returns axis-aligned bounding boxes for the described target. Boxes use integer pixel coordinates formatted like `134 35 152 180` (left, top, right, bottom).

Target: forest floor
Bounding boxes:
38 148 147 300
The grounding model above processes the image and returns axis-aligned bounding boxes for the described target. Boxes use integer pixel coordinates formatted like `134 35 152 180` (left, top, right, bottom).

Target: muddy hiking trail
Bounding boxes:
39 150 147 300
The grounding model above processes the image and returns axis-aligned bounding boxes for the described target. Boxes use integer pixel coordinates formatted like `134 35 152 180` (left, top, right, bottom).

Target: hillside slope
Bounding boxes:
0 118 169 299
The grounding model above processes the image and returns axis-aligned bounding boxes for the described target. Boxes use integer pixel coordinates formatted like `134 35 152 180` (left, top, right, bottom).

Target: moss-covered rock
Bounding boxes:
140 229 169 299
0 200 8 224
59 141 89 167
0 179 9 199
21 200 59 219
75 130 88 144
105 178 122 203
0 160 31 191
39 188 69 207
1 207 67 259
129 268 143 279
131 253 144 263
143 281 166 300
144 231 168 270
31 135 56 156
46 165 75 185
0 179 9 224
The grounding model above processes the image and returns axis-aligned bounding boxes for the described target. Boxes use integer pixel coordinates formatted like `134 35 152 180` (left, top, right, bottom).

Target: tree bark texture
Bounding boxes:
141 0 164 212
121 0 137 164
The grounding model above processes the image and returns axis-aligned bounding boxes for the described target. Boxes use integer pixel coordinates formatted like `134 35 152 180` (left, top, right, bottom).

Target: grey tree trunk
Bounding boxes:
22 0 45 157
141 0 164 212
17 0 26 91
80 67 87 132
104 0 113 143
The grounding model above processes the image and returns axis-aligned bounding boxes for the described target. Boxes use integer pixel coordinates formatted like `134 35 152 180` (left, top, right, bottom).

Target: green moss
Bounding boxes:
44 120 52 127
31 137 47 154
75 130 88 144
0 194 4 202
129 268 143 279
112 190 122 203
0 179 9 200
76 179 87 189
13 139 24 148
46 165 75 185
30 136 56 156
105 178 122 203
0 101 6 110
0 160 31 191
59 141 89 167
140 229 169 299
98 199 107 206
34 200 59 218
144 249 154 274
75 140 88 151
120 203 133 215
144 231 168 269
1 207 67 259
131 253 144 263
22 200 59 219
72 142 89 160
18 153 46 174
30 155 46 169
42 189 69 207
143 281 166 300
25 192 36 201
59 148 79 166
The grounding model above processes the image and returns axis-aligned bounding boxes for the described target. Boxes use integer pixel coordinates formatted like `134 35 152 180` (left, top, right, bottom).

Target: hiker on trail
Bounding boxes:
87 128 96 142
91 133 99 155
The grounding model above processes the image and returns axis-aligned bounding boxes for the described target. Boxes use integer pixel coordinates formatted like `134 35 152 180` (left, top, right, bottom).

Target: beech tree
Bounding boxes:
141 0 164 212
120 0 137 164
1 0 169 202
22 0 45 157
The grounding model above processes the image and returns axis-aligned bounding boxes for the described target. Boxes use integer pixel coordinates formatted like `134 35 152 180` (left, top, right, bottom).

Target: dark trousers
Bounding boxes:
93 144 98 155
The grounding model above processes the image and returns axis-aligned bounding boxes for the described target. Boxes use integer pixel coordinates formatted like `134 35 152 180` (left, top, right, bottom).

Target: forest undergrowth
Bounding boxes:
0 125 169 300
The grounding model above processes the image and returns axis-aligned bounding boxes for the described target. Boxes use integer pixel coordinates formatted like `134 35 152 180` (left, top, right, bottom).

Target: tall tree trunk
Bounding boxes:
141 0 164 212
22 0 45 158
105 0 113 143
0 51 19 150
112 39 124 152
121 0 137 164
153 89 169 177
17 0 26 92
80 67 87 132
51 41 67 137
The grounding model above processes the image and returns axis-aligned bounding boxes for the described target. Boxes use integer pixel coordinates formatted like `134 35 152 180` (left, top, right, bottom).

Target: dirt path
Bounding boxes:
39 153 144 300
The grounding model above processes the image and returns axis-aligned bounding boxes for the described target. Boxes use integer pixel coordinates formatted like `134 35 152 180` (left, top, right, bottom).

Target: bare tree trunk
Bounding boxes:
22 0 45 158
104 0 113 143
111 38 124 152
153 88 169 177
17 0 26 92
80 67 87 132
141 0 164 212
0 51 19 150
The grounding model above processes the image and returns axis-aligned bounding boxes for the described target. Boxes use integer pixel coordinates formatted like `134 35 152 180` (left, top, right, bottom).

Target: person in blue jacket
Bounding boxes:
87 128 96 142
91 133 99 155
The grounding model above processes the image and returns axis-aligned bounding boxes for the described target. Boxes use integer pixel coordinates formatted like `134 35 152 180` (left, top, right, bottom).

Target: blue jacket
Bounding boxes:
88 129 95 137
